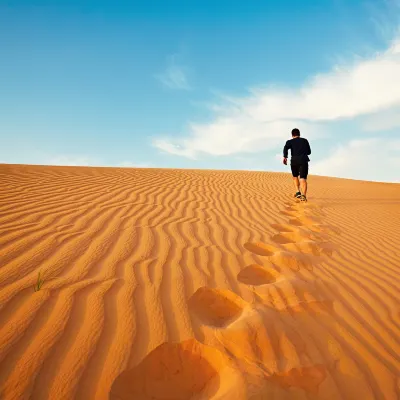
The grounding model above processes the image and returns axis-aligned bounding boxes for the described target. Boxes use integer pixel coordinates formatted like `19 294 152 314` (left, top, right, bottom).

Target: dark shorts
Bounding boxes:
291 163 309 179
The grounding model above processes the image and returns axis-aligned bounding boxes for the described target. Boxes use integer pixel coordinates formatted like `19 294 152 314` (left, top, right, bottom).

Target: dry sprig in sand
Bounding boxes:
33 271 44 292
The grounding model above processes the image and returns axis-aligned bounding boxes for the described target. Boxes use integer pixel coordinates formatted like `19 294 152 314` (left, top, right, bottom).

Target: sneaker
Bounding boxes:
294 191 301 198
300 195 307 202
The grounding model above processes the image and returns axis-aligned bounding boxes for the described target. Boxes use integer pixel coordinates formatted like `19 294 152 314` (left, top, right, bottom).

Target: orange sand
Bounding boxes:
0 164 399 400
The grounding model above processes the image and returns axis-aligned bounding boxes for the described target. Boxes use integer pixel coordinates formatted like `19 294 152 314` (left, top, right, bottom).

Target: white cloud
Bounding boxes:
153 35 400 159
153 119 325 159
156 55 191 90
153 139 196 158
312 138 400 182
242 39 400 121
361 106 400 131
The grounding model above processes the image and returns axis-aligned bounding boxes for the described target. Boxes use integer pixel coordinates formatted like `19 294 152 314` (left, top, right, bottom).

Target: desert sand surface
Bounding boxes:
0 163 400 400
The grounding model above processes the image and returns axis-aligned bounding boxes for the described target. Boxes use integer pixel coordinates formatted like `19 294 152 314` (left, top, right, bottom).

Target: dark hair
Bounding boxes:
291 128 300 137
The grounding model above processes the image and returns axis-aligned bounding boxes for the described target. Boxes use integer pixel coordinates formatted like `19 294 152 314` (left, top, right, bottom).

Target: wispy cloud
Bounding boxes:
153 34 400 159
361 106 400 131
312 138 400 182
367 0 400 42
154 120 325 159
156 55 191 90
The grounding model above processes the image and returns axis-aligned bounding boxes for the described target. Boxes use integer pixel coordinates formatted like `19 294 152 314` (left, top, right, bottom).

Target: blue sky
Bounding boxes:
1 0 399 182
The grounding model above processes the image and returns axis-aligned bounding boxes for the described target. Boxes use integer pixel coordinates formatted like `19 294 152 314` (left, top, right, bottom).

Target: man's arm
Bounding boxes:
283 140 290 158
306 139 311 155
283 140 290 165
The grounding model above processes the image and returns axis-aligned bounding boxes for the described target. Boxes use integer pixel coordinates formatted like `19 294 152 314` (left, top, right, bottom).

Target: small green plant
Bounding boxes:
33 271 44 292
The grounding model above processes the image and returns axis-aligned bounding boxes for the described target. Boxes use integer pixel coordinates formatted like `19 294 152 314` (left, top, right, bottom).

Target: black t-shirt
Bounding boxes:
283 137 311 164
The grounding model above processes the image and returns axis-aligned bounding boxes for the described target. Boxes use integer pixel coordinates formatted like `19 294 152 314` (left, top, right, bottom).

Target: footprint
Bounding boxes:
282 224 338 241
237 264 280 286
280 210 296 218
208 305 311 379
297 215 322 226
272 230 329 244
271 232 299 244
188 287 247 327
300 203 321 210
270 223 296 233
309 224 341 236
266 364 327 394
290 201 325 214
110 339 243 400
244 242 276 256
282 240 336 256
294 226 331 241
270 251 315 271
288 218 304 227
282 240 320 255
255 277 331 312
278 300 335 315
282 207 323 226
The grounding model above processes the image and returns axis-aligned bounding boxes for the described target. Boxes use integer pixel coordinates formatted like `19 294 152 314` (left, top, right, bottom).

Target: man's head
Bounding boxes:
292 128 300 137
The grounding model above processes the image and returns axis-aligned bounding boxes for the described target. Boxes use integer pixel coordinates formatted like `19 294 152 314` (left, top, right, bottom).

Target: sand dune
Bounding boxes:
0 163 399 400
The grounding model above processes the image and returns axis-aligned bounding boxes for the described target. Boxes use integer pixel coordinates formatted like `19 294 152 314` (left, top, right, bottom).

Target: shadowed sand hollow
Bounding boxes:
270 250 315 271
237 264 280 285
188 287 247 327
110 339 242 400
243 242 276 256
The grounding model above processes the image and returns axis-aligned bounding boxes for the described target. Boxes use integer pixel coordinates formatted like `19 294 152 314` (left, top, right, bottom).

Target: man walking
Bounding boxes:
283 128 311 202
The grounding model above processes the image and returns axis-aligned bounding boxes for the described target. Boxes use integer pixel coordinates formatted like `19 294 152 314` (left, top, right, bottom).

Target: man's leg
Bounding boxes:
292 176 300 193
290 164 301 196
300 178 307 196
299 163 309 199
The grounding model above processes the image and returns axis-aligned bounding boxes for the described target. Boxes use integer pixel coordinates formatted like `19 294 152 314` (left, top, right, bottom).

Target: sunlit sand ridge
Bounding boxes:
0 164 399 400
